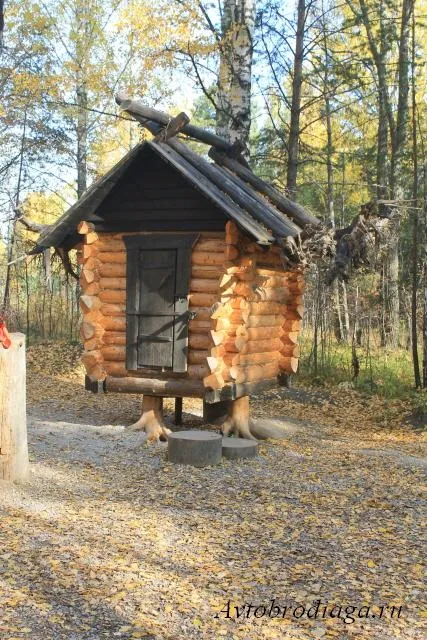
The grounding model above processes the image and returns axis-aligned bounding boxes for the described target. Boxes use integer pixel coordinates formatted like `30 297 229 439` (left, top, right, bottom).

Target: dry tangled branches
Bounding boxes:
281 200 398 282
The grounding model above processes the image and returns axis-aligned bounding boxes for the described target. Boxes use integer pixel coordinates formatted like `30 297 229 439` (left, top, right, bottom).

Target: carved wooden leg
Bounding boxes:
220 396 256 440
129 395 171 442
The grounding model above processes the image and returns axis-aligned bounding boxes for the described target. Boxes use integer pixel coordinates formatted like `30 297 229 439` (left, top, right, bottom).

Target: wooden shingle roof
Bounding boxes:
33 97 319 254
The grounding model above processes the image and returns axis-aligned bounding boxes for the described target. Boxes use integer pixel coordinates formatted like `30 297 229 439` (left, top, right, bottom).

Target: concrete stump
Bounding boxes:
0 333 29 482
168 430 222 467
222 437 258 460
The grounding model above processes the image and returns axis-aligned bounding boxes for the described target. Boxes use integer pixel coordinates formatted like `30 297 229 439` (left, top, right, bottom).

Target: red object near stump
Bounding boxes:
0 317 11 349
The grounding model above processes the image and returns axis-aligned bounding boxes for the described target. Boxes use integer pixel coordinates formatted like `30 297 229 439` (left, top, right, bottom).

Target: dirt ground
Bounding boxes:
0 345 425 640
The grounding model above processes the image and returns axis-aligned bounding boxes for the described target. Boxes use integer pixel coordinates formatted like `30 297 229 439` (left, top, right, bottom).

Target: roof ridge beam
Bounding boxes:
115 92 250 168
115 92 250 170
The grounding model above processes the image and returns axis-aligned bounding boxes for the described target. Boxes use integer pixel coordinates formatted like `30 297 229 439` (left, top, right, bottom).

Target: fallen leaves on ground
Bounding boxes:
0 341 425 640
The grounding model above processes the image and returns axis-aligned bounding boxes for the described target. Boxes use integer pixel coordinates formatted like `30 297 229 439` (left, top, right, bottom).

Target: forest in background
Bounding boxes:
0 0 426 410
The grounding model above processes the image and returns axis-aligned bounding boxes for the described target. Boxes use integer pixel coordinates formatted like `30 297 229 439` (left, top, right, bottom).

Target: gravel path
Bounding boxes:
0 374 425 640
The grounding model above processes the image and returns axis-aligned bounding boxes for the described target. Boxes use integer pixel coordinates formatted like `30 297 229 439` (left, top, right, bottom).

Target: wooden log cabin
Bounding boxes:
31 95 319 441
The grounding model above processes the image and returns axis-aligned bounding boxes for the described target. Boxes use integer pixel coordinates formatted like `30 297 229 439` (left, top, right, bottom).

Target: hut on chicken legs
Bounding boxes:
31 94 320 441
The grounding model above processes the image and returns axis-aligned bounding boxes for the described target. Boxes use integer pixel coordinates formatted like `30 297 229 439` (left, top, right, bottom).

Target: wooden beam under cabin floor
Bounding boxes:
105 376 204 397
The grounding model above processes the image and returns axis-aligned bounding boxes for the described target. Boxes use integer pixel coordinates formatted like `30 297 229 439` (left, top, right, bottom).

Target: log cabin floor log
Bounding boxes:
105 375 204 397
129 395 171 442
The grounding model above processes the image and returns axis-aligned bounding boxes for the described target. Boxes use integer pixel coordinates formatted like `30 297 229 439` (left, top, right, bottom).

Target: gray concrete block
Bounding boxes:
222 437 258 460
168 430 222 467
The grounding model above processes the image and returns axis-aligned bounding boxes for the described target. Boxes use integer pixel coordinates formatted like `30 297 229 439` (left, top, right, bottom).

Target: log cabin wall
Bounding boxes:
77 220 304 393
201 222 304 392
77 230 226 383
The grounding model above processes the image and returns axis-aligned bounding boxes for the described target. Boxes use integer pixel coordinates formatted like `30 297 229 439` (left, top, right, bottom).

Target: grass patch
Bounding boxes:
298 332 426 408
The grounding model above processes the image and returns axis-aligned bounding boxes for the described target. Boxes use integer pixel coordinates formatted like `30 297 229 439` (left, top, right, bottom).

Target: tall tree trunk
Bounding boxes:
383 242 400 347
216 0 255 156
321 9 345 343
377 68 390 345
325 95 334 226
76 83 88 198
0 0 4 53
338 152 350 341
341 281 350 342
377 92 388 200
286 0 306 199
216 0 233 142
376 0 389 202
350 0 414 348
25 259 30 344
391 0 414 191
410 7 421 387
422 161 427 388
3 110 27 313
325 95 344 342
384 0 414 348
75 3 89 198
333 282 344 341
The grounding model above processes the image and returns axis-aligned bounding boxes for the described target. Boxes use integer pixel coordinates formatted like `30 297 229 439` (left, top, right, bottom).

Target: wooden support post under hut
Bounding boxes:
27 94 347 441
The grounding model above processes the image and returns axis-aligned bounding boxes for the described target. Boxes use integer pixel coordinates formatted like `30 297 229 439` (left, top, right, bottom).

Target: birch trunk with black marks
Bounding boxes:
326 94 344 341
216 0 233 143
216 0 256 157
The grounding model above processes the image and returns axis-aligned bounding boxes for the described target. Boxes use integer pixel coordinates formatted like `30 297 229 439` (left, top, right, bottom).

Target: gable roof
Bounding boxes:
32 122 319 254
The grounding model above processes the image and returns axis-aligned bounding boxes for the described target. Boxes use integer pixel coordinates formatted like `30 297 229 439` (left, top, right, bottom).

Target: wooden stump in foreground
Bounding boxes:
168 430 222 467
0 333 29 482
222 437 258 459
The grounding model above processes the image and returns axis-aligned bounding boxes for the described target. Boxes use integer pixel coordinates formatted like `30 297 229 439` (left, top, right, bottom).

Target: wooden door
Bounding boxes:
137 248 176 369
124 234 197 372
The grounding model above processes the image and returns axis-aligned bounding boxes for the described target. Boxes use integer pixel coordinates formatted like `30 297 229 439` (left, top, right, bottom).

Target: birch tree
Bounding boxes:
217 0 256 155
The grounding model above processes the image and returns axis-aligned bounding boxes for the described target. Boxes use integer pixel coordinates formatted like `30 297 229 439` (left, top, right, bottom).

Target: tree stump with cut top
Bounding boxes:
222 437 258 460
0 333 29 482
168 430 222 467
